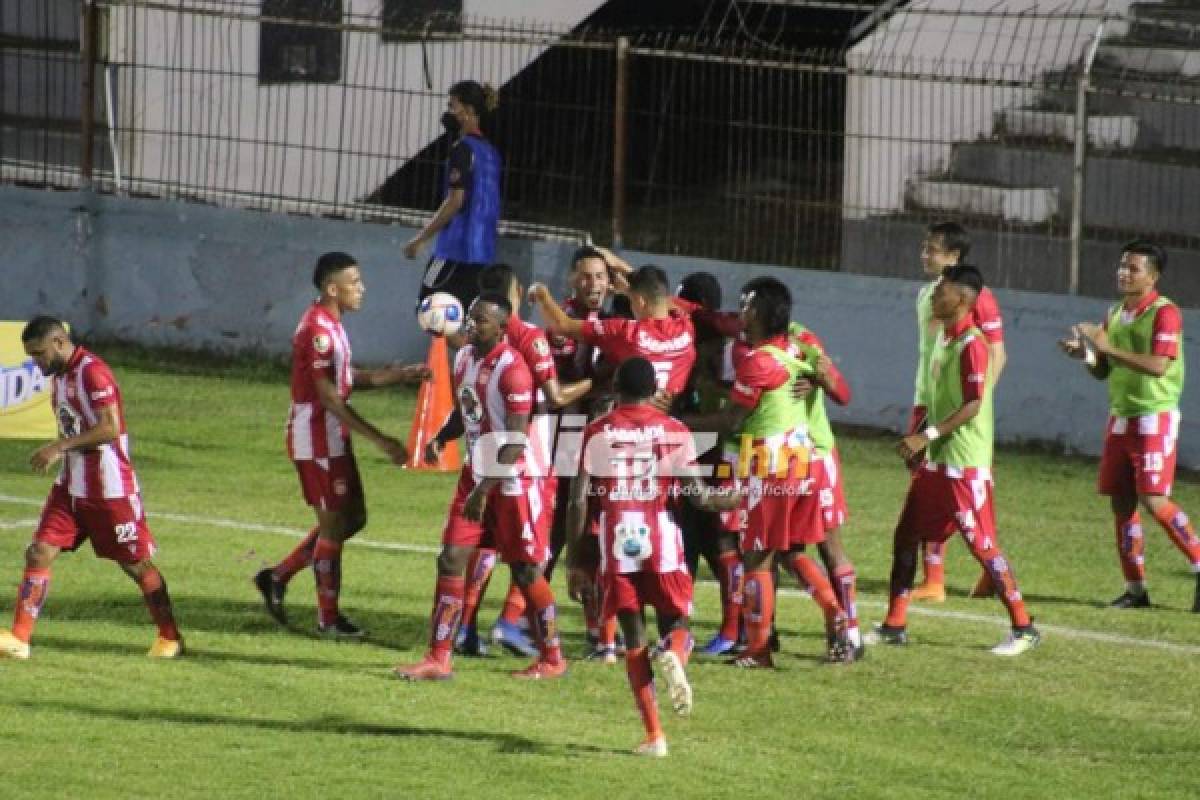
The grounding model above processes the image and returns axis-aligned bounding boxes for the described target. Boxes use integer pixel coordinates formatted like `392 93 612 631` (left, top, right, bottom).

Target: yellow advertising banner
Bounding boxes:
0 321 55 439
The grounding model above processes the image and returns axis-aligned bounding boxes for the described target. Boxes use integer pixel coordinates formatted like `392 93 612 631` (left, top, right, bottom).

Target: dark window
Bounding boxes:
260 0 342 84
381 0 462 43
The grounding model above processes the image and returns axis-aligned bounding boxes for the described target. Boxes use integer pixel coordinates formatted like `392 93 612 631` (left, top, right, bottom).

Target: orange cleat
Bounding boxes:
394 654 454 682
511 658 568 680
148 636 184 659
911 582 946 603
0 629 31 660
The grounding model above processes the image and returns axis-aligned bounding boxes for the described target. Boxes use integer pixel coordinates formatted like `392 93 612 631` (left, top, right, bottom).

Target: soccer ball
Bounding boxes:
417 292 464 336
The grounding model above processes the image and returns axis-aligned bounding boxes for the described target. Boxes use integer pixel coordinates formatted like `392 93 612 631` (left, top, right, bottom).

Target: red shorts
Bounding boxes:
740 459 826 552
818 448 849 532
602 569 693 620
293 454 364 512
1098 411 1179 497
34 484 157 564
897 464 997 545
441 472 549 565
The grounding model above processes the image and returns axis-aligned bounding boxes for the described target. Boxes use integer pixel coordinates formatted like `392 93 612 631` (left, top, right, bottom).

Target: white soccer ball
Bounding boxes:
417 292 464 336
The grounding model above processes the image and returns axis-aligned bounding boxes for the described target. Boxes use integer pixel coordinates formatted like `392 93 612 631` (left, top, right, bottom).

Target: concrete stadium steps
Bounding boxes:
946 141 1200 236
905 179 1059 225
1127 3 1200 47
995 108 1139 150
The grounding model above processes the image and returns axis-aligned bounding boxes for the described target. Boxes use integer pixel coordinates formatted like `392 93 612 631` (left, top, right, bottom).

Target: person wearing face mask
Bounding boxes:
404 80 502 313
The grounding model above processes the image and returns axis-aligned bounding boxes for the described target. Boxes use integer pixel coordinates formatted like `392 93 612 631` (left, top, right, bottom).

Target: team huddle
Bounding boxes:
5 223 1199 759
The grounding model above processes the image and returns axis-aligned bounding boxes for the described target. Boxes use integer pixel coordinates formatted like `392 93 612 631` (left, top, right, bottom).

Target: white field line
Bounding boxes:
2 493 1199 656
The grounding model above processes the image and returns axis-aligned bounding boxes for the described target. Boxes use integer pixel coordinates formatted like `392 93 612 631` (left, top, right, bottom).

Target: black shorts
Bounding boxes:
417 258 485 314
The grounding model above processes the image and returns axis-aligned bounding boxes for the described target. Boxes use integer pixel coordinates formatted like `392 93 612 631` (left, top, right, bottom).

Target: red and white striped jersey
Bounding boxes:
505 314 560 477
582 403 697 576
453 340 536 490
286 302 353 461
51 347 139 499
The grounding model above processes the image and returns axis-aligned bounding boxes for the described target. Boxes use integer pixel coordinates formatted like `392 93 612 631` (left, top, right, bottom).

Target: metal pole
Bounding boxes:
105 64 123 193
1069 21 1105 295
612 36 629 249
80 0 99 188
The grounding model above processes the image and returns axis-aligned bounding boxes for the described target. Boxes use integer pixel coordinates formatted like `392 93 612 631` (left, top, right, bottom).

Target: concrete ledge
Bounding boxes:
908 179 1059 224
1099 42 1200 78
998 108 1139 150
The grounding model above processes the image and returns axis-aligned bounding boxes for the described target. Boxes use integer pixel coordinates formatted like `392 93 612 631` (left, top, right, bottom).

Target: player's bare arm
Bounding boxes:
1059 324 1112 380
591 245 633 292
403 188 465 259
564 469 593 602
527 283 585 340
463 410 530 522
354 363 432 388
897 398 982 462
989 341 1007 381
314 374 407 465
30 404 121 473
540 376 593 410
1077 320 1170 377
681 474 741 513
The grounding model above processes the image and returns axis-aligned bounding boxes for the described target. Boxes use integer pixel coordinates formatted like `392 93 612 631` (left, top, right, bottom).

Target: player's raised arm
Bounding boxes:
528 283 586 340
1060 323 1112 380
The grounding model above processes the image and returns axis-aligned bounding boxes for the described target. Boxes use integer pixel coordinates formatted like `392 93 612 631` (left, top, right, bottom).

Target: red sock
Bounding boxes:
625 646 662 739
1115 510 1146 585
273 528 319 584
884 591 911 628
313 538 343 627
460 549 497 630
429 575 465 663
832 564 858 631
136 567 180 641
664 627 692 667
789 553 841 631
742 570 775 656
967 539 1031 628
922 540 946 585
716 550 743 641
500 581 526 625
521 576 562 664
1151 502 1200 569
12 567 51 643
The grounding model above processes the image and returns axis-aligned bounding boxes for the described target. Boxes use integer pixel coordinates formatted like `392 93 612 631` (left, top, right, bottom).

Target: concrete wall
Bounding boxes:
4 183 1200 467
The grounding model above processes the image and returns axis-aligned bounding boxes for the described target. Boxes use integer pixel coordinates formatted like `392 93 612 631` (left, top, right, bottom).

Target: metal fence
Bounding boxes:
2 1 1198 296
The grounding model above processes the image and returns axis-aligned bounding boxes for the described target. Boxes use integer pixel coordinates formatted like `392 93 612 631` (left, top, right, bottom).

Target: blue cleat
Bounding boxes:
699 634 738 657
491 620 538 658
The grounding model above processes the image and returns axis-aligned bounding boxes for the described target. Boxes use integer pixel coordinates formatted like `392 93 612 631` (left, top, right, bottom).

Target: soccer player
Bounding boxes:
396 294 566 681
689 277 854 667
868 265 1040 656
910 222 1007 603
565 357 739 757
404 80 501 312
1060 240 1200 612
453 262 593 658
0 316 183 660
254 253 428 637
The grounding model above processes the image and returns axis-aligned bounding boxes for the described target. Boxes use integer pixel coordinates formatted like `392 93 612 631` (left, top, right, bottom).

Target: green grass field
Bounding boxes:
1 347 1198 799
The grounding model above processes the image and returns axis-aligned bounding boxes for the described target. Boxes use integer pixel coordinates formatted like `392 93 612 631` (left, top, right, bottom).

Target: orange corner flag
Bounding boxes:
406 335 461 471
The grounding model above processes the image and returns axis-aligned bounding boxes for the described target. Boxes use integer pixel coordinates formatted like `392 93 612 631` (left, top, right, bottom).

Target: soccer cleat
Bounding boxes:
768 628 781 653
148 636 184 659
969 570 996 599
825 624 858 665
655 649 693 716
491 620 538 658
633 736 669 758
991 625 1041 657
511 658 568 680
0 629 31 660
862 623 908 646
317 614 366 639
699 634 738 657
394 654 454 681
911 582 946 603
253 568 288 625
1109 591 1151 609
583 645 618 664
1192 574 1200 614
729 652 774 669
454 625 490 657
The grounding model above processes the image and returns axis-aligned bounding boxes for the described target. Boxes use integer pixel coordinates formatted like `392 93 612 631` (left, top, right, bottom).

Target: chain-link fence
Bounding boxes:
3 1 1198 299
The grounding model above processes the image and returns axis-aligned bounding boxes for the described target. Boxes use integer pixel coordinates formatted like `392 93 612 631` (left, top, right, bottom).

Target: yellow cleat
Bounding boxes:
0 629 31 660
911 582 946 603
148 636 184 659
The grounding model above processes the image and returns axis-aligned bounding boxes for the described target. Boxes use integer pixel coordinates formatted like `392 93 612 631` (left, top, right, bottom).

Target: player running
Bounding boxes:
0 316 183 660
1060 239 1200 612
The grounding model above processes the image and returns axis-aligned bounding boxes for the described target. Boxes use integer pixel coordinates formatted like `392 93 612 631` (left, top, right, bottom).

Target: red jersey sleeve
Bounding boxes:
498 358 535 416
520 330 559 387
1151 303 1182 359
959 336 990 404
581 316 634 358
82 361 119 410
304 325 337 382
972 288 1004 344
730 349 789 409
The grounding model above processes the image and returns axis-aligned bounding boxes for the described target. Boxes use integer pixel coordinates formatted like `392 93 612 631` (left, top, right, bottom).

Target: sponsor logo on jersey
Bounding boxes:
313 334 332 354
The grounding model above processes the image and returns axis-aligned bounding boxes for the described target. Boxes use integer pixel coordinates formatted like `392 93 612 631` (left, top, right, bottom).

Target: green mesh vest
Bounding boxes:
789 322 835 453
1105 296 1185 417
734 343 814 477
913 281 938 408
927 324 993 469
